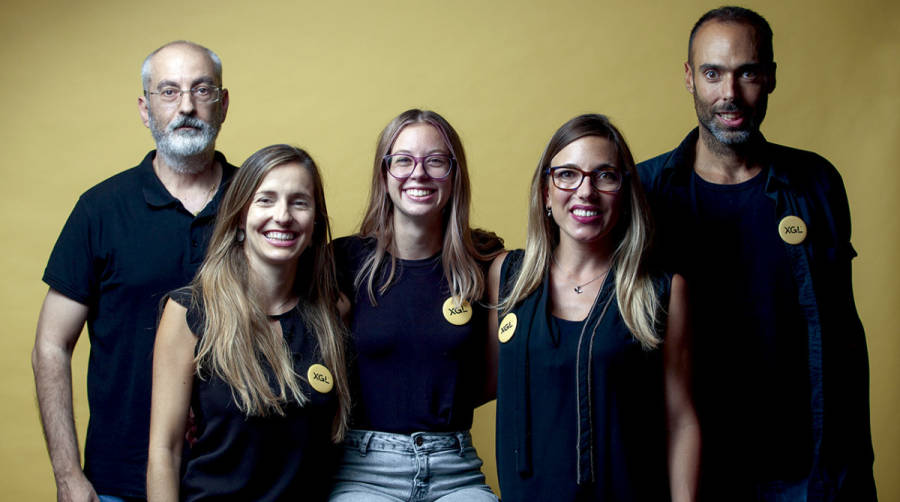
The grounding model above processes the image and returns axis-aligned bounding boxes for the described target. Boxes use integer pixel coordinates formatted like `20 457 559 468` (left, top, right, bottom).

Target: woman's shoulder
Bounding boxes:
644 271 674 309
650 271 673 294
167 286 205 338
502 249 525 272
332 235 377 295
333 235 375 264
168 286 193 308
496 249 526 296
332 234 364 254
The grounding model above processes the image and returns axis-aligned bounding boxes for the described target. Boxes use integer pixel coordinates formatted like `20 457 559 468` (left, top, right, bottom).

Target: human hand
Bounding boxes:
184 406 198 447
56 471 99 502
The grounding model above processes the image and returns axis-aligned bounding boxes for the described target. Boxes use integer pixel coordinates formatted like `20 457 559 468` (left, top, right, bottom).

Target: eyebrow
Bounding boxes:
255 189 313 198
698 63 724 72
155 77 217 90
390 149 451 156
698 62 764 73
738 63 766 72
552 162 618 171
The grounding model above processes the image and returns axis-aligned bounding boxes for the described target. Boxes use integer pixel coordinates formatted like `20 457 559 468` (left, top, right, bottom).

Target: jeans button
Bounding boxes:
415 436 424 446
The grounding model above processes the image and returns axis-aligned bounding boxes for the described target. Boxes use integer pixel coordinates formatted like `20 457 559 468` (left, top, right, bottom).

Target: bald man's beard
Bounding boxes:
692 90 768 149
149 111 222 174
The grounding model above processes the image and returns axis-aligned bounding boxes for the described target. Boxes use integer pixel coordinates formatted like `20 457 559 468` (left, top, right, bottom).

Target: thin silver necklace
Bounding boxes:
200 164 221 208
552 257 610 294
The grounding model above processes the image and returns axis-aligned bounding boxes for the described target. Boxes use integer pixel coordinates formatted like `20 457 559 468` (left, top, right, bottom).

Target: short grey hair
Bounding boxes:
141 40 222 91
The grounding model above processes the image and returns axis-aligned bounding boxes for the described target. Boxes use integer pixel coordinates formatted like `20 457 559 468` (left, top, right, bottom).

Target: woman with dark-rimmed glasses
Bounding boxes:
329 109 502 501
488 114 700 501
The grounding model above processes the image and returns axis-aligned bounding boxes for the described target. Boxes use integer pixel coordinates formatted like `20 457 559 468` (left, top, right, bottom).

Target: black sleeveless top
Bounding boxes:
496 250 672 501
171 290 339 501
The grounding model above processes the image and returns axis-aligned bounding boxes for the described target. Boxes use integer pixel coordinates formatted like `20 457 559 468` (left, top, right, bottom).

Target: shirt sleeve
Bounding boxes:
42 195 100 306
824 162 858 259
332 236 363 297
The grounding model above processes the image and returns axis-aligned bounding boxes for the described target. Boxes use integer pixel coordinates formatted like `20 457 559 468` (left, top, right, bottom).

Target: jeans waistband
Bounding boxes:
343 429 472 456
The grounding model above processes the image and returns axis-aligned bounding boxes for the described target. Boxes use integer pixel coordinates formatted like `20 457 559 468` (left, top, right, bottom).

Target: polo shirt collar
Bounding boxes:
140 151 176 208
141 150 233 215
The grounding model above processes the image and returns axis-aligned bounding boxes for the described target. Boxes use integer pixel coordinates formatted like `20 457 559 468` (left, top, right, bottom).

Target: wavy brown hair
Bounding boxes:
189 144 349 440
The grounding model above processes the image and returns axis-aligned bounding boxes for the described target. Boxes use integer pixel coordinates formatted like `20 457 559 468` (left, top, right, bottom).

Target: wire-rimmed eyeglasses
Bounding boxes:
145 85 222 105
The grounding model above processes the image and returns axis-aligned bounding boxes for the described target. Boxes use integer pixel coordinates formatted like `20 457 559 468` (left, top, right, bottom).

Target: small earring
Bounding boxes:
236 229 245 242
546 206 552 218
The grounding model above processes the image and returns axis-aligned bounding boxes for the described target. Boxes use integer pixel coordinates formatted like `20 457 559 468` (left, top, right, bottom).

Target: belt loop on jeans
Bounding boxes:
358 431 374 456
455 432 466 456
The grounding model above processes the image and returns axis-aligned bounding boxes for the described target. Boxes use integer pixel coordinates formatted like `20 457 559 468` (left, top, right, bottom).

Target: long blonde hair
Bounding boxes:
501 114 662 349
356 109 501 306
190 144 350 440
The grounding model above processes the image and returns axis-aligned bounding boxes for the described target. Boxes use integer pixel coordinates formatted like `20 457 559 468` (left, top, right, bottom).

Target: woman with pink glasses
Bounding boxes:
329 109 502 502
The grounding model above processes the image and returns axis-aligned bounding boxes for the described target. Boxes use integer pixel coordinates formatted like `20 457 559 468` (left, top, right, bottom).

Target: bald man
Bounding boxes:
32 41 237 502
638 7 875 501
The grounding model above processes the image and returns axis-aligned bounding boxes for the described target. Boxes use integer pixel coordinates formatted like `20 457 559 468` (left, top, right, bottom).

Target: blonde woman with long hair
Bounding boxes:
329 109 502 501
488 115 700 501
147 144 350 501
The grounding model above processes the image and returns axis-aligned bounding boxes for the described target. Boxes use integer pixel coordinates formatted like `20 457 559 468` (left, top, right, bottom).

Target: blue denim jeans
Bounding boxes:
329 429 497 502
700 476 810 502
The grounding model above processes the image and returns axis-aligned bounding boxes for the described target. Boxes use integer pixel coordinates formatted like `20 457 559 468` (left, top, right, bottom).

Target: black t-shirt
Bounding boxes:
333 236 487 434
639 130 875 498
42 151 236 498
172 290 339 502
690 171 811 479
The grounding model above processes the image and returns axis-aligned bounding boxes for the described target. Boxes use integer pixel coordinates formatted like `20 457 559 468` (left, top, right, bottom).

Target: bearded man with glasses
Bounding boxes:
32 41 237 502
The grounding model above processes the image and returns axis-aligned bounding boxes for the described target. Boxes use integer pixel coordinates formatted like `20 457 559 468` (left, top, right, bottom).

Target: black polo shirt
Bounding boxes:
42 150 237 498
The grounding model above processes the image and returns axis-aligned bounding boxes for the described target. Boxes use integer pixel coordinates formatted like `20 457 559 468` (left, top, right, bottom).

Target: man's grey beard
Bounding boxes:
705 120 753 146
693 94 766 151
150 113 221 174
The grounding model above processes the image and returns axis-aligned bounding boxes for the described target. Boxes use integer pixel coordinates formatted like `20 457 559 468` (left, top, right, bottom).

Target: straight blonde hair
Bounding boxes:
356 109 501 306
189 144 350 440
501 114 662 349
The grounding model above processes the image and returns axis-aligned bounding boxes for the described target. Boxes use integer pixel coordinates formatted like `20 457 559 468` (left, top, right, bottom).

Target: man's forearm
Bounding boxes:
33 342 84 481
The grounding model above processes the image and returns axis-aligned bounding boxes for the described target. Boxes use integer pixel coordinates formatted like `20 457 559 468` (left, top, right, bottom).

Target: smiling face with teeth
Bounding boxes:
385 123 453 227
545 135 623 246
241 162 316 273
686 20 776 149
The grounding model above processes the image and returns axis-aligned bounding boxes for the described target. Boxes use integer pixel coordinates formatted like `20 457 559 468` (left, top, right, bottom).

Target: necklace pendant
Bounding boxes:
574 286 583 294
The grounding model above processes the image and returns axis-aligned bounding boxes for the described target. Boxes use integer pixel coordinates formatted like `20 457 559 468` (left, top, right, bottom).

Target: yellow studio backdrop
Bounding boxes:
2 0 897 498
